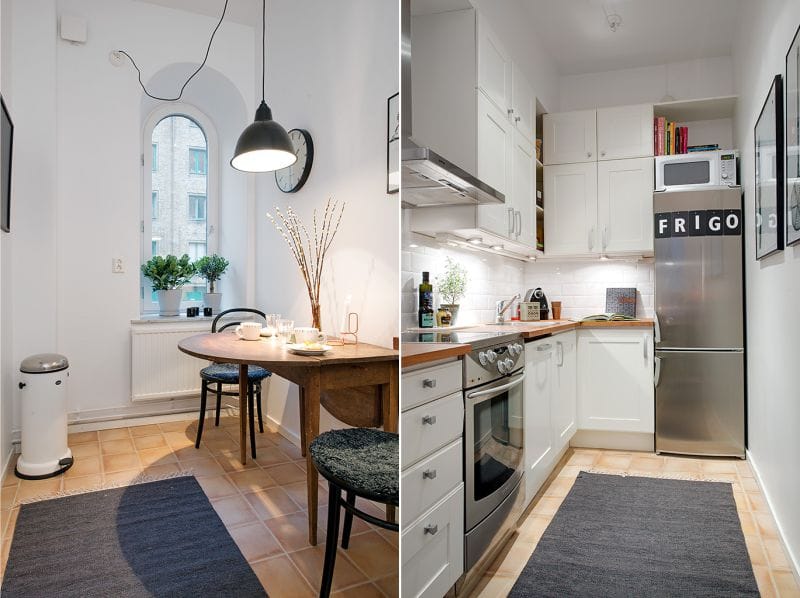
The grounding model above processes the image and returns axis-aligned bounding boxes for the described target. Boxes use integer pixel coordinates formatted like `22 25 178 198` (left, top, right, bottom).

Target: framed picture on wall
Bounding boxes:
387 92 399 194
785 24 800 246
754 74 784 260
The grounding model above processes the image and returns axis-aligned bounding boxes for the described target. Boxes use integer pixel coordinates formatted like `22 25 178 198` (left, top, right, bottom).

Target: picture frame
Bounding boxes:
387 92 399 194
785 24 800 246
754 74 784 259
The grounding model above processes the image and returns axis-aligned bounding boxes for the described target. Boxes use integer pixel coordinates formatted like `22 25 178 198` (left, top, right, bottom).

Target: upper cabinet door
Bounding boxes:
542 110 597 165
544 162 598 256
511 129 536 247
597 157 654 254
596 104 654 161
477 91 512 237
476 14 510 113
511 63 535 142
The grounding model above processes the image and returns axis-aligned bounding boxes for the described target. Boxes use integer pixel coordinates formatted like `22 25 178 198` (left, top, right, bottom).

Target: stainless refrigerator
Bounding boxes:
654 186 745 458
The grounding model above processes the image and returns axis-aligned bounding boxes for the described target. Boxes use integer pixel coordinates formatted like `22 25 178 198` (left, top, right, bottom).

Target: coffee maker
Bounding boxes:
524 287 549 320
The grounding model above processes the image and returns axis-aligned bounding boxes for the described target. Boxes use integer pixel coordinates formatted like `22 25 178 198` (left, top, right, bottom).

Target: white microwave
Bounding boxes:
655 150 739 192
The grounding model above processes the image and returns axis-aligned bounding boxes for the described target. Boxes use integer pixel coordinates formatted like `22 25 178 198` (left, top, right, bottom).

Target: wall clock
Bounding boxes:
275 128 313 193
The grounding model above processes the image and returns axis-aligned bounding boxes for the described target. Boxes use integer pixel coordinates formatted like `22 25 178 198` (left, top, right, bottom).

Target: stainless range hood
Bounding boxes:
401 0 504 208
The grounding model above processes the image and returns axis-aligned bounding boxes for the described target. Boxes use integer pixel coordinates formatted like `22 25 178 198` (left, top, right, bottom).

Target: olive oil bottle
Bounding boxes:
418 271 435 328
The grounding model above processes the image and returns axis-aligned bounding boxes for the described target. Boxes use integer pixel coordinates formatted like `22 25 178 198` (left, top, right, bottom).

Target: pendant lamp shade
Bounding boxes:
230 101 297 172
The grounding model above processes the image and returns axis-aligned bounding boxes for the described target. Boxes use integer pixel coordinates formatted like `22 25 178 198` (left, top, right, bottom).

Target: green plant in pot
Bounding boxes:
141 254 196 316
194 254 229 314
438 257 468 325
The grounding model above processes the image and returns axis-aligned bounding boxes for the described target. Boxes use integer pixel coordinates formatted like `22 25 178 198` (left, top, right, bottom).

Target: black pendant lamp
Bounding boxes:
231 0 296 172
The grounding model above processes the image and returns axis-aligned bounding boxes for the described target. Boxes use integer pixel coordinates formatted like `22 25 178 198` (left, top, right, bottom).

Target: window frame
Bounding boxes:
188 193 207 221
189 146 208 175
141 104 219 314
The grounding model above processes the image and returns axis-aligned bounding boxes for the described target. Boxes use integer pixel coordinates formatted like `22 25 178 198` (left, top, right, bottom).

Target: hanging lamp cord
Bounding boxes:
116 0 231 102
261 0 266 102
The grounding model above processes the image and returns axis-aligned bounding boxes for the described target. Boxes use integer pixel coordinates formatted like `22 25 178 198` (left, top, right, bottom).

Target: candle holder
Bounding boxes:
329 312 359 346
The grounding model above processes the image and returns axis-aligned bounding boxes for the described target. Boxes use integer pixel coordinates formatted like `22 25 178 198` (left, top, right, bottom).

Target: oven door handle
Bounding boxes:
465 373 525 399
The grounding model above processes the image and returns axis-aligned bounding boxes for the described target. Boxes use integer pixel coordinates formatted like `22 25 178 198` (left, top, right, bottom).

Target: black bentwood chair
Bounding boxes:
195 308 271 458
309 428 399 598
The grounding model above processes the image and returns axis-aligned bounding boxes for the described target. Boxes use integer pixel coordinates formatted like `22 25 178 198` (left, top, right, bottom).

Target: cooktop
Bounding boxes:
401 330 521 349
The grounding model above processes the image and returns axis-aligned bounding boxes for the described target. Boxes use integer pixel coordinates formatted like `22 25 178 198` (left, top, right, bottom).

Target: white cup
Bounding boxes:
235 321 262 341
294 327 327 345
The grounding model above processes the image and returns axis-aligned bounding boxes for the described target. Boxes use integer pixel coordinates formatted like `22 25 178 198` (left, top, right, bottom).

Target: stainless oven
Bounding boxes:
463 336 526 570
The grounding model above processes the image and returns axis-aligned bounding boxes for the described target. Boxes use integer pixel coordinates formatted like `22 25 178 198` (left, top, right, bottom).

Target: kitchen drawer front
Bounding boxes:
402 361 462 411
402 484 464 598
402 391 464 469
402 439 463 527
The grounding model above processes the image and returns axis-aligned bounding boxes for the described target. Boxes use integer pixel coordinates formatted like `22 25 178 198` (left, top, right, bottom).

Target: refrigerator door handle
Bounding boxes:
654 313 662 344
654 356 662 387
643 335 649 361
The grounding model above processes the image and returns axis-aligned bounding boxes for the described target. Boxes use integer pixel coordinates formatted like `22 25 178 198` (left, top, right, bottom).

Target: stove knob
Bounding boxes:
504 358 514 371
485 350 497 363
507 344 517 357
514 343 524 355
478 351 488 366
497 360 508 374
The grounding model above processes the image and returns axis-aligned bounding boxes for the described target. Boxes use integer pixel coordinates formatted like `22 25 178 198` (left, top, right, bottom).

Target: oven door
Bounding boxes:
464 370 525 531
655 152 720 192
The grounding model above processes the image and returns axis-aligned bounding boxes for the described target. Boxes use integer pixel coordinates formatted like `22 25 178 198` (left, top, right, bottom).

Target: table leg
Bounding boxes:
299 387 307 458
303 371 321 545
239 364 248 465
381 362 399 524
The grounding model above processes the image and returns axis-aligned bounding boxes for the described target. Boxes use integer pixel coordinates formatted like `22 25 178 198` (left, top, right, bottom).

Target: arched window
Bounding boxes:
141 104 218 313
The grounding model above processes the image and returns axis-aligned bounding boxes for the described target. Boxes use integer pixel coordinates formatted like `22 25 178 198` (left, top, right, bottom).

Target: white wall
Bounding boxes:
732 0 800 578
254 0 399 440
7 0 255 433
560 56 734 111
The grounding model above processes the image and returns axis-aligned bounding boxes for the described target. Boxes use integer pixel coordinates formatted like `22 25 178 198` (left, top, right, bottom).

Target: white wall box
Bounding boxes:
596 104 654 161
409 7 540 256
577 329 654 434
542 109 597 165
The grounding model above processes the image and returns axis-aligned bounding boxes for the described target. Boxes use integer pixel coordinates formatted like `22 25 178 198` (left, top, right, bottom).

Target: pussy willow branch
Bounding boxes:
267 199 345 308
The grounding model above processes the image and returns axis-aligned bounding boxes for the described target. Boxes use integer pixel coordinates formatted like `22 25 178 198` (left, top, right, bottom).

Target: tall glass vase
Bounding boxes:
310 299 322 330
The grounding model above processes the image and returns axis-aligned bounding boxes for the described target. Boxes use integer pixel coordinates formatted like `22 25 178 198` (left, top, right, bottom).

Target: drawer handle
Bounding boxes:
424 524 439 535
422 415 437 425
422 469 437 480
422 378 437 388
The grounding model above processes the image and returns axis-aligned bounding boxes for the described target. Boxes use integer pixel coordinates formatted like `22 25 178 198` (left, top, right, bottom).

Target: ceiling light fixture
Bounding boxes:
230 0 296 172
491 244 503 251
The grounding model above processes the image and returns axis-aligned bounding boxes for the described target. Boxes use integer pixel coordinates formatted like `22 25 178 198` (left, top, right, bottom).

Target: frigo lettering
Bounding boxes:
655 209 742 239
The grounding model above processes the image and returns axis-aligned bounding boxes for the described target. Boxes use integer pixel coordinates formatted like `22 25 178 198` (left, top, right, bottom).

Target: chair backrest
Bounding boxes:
211 308 266 333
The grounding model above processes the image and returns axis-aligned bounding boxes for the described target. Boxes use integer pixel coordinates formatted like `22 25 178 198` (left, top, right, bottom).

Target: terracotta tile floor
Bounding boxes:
469 449 800 598
0 416 398 598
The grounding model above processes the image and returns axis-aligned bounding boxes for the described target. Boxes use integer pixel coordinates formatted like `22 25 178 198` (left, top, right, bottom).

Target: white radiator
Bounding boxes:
131 323 210 402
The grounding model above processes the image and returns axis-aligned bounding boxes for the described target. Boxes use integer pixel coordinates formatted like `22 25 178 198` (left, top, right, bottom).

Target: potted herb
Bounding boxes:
194 254 230 314
438 257 468 325
141 254 196 316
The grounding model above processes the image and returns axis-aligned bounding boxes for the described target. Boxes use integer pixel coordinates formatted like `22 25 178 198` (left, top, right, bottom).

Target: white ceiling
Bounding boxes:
133 0 261 26
522 0 741 75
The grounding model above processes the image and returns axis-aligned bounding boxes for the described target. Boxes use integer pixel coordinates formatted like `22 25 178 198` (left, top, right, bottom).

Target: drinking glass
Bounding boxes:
276 319 294 345
264 313 280 337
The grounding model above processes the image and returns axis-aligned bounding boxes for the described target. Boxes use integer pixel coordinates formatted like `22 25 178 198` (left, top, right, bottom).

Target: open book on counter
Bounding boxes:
579 313 639 322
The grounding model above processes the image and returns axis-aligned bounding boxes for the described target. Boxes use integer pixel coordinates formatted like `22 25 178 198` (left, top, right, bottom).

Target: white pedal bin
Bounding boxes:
16 354 74 479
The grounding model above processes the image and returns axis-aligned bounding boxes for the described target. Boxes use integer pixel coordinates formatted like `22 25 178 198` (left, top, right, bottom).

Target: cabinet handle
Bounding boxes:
602 226 608 250
422 415 437 425
424 524 439 535
508 108 514 116
600 150 606 157
556 341 564 367
515 211 522 236
588 227 595 251
537 343 552 351
587 151 592 158
515 116 521 122
508 208 515 236
422 469 437 480
422 378 436 388
643 335 649 361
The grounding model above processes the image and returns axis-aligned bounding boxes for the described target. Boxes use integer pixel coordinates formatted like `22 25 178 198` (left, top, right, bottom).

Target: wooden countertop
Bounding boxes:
401 319 654 367
401 342 471 368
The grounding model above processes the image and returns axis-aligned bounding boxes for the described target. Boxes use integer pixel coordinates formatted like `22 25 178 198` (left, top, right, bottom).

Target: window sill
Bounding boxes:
131 314 243 325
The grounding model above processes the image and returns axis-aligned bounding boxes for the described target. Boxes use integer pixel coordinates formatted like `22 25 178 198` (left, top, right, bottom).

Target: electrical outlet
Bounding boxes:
112 258 124 273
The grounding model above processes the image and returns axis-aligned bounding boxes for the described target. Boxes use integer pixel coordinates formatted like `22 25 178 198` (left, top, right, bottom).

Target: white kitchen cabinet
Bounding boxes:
542 110 597 165
476 14 510 115
544 162 598 257
552 330 577 455
511 62 535 142
477 91 511 200
524 338 555 504
597 157 654 254
596 104 654 161
510 129 536 247
577 329 654 433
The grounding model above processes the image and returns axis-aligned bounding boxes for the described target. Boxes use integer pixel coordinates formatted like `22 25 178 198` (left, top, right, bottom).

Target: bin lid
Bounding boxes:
20 353 69 374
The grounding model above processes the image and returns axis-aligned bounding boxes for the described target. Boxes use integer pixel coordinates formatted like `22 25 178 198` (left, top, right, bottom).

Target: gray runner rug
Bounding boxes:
508 472 759 597
1 476 266 597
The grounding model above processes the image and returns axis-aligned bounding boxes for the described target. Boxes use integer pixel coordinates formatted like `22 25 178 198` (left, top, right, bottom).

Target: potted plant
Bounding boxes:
194 254 230 314
438 257 468 325
141 254 196 316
